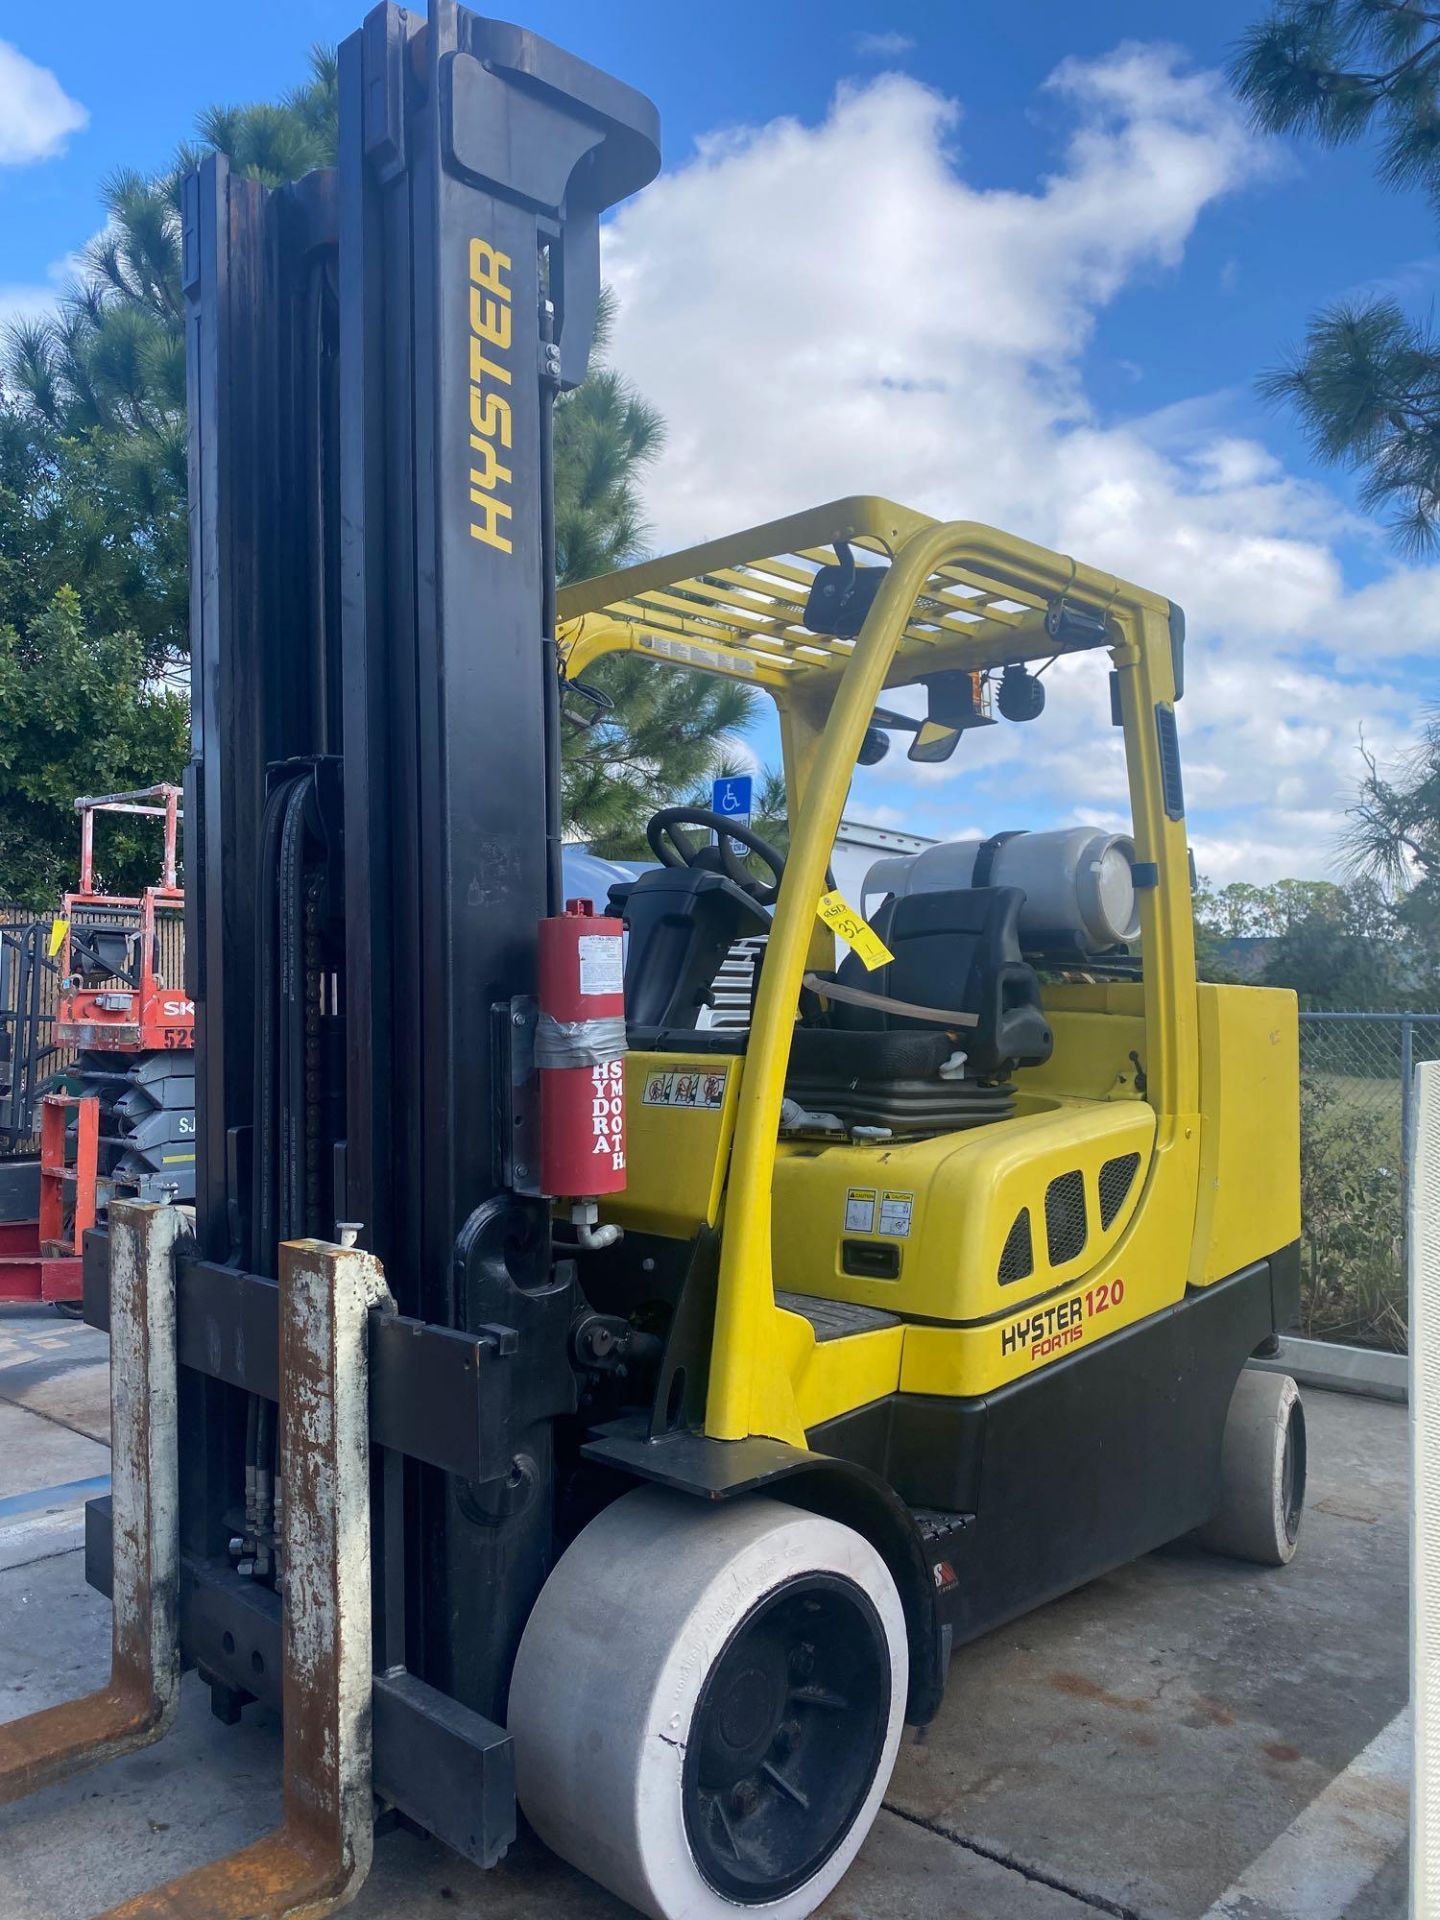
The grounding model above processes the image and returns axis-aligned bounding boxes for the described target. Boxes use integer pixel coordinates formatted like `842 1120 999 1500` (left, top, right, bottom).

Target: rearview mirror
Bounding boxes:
905 671 993 762
907 719 962 764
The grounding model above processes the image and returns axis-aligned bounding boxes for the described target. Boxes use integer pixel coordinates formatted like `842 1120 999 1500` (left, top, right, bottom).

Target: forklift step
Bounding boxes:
776 1290 901 1341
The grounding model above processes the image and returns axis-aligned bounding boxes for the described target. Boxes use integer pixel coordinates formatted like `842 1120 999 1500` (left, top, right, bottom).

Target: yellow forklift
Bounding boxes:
0 7 1302 1919
511 499 1305 1916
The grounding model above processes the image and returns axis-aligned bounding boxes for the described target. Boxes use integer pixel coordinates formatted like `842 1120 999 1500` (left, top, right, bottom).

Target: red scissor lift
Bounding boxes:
0 785 192 1303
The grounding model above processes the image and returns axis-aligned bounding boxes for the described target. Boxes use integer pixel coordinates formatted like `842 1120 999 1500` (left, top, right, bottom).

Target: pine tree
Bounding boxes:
1232 3 1440 550
1344 710 1440 960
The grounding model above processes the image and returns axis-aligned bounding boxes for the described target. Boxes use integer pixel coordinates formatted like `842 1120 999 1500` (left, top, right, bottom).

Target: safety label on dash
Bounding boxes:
878 1191 915 1238
844 1187 877 1233
642 1068 728 1109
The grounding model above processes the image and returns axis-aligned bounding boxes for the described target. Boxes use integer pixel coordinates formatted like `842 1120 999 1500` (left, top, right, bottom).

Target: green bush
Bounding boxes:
1297 1076 1407 1351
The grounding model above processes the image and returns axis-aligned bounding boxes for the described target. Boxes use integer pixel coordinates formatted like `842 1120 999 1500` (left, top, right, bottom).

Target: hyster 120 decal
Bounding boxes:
1000 1278 1126 1366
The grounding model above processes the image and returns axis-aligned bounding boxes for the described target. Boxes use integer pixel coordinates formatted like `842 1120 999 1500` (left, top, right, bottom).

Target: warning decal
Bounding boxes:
642 1068 728 1110
844 1188 877 1233
577 934 624 997
878 1191 914 1238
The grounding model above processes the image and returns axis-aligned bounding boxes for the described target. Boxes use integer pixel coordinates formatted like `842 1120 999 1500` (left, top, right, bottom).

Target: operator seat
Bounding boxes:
69 924 140 986
786 887 1053 1133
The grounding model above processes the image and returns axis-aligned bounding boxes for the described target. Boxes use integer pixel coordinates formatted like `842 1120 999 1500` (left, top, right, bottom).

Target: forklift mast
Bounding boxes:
184 0 658 1711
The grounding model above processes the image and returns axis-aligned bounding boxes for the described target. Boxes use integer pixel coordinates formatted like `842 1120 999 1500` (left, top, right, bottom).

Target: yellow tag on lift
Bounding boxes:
816 890 893 972
47 917 68 958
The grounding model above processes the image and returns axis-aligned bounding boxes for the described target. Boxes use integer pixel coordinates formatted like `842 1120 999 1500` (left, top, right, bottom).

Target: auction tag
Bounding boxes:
48 917 68 958
816 890 893 972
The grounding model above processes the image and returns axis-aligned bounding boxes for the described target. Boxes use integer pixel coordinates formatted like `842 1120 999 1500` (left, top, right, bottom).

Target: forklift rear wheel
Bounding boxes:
1196 1369 1306 1567
509 1485 907 1919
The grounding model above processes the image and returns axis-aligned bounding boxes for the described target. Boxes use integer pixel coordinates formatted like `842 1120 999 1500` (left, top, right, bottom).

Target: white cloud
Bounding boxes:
602 44 1438 882
0 241 91 336
853 30 915 58
0 41 86 165
0 279 64 331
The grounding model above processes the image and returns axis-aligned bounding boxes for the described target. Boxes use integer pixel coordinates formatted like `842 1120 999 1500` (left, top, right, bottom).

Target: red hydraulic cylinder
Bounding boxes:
537 900 627 1199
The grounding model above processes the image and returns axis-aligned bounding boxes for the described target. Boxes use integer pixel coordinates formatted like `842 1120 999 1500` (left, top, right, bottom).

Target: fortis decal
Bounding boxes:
1001 1278 1126 1365
468 238 514 554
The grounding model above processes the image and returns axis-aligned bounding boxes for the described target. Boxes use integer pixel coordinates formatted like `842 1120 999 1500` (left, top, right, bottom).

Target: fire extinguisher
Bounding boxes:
536 899 627 1248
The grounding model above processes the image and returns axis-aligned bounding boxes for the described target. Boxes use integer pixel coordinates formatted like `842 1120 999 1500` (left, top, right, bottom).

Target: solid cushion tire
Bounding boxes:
508 1485 908 1920
1195 1369 1305 1566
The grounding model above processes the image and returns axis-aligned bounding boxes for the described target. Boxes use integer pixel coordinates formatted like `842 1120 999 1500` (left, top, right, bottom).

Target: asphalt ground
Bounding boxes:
0 1305 1411 1920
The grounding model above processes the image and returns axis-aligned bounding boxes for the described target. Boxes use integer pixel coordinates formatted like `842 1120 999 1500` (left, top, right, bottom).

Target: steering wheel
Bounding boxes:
646 807 786 906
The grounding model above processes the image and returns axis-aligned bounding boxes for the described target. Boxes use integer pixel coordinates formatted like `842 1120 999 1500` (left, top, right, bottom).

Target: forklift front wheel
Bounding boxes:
509 1485 907 1919
1196 1369 1306 1567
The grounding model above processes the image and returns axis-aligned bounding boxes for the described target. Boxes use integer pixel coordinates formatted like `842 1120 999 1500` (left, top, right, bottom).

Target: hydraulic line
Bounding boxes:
252 773 303 1276
245 769 312 1587
539 274 562 919
278 778 309 1243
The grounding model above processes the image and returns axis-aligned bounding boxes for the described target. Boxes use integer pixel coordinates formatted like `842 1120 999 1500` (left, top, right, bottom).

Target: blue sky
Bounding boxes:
3 2 1438 881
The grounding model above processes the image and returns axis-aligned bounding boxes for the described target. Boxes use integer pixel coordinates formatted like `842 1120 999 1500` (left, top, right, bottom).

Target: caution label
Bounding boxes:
844 1187 877 1232
878 1191 914 1238
639 632 758 678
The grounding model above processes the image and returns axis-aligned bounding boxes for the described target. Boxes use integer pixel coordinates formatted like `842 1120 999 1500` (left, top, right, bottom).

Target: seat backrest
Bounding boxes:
611 867 770 1036
71 924 139 986
832 886 1052 1076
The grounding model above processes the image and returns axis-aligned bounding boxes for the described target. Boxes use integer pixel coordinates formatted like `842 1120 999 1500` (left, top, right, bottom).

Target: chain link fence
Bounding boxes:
1298 1010 1440 1353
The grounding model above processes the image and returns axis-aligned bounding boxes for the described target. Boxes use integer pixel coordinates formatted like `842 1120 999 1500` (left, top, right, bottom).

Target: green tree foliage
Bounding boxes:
1191 875 1337 940
1260 874 1425 1003
1192 866 1437 1004
1344 707 1440 939
2 47 746 882
0 586 188 905
1232 2 1440 549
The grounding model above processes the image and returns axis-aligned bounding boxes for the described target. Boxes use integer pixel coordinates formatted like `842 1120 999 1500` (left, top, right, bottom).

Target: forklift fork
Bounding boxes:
0 1201 180 1803
0 1205 393 1920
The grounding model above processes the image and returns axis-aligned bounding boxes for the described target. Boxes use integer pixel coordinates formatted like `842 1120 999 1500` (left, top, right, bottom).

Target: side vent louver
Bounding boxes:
1098 1152 1141 1230
997 1209 1033 1285
1045 1171 1088 1265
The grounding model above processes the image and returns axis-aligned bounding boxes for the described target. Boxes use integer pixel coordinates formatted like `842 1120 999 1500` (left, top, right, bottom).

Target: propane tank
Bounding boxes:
862 827 1139 953
537 900 627 1243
